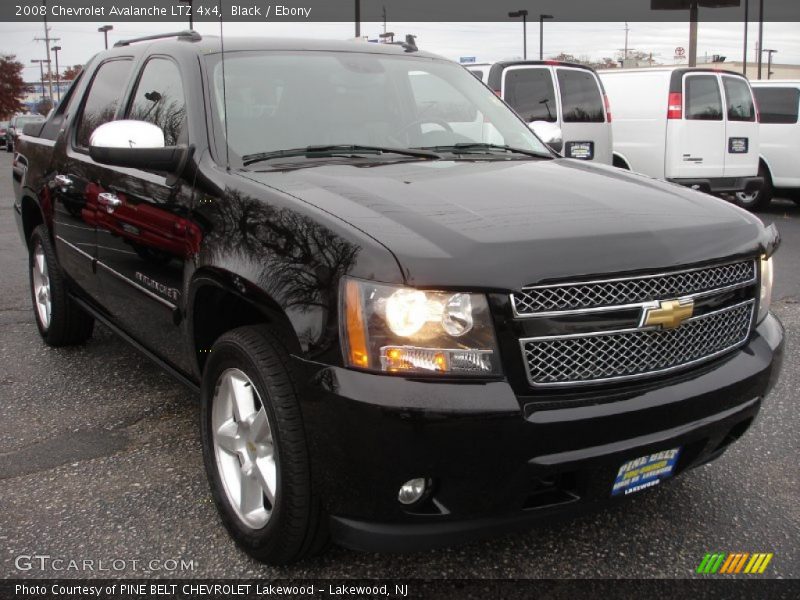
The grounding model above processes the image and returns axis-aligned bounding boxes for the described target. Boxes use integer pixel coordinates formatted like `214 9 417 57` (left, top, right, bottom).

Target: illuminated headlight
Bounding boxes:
340 277 501 376
757 255 773 323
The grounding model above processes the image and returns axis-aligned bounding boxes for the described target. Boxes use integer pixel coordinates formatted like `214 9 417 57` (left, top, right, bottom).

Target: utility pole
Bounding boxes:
624 22 629 63
354 0 360 38
743 0 749 76
688 0 698 67
757 0 764 79
508 10 528 60
539 14 553 61
382 5 387 34
31 59 50 110
51 45 62 102
98 25 113 50
33 1 54 103
762 48 777 79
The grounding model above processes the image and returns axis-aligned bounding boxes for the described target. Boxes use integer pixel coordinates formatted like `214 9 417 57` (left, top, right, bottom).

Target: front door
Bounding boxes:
54 57 135 301
94 56 197 373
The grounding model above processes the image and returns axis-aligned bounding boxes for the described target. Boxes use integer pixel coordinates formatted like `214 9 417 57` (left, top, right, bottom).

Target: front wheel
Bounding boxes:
29 225 94 346
200 325 328 564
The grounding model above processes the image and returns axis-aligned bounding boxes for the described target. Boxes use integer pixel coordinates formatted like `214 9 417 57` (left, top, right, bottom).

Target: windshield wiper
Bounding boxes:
242 144 441 166
418 143 550 158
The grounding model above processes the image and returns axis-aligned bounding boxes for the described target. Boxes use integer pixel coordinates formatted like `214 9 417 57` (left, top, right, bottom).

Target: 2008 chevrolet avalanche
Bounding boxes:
12 33 783 564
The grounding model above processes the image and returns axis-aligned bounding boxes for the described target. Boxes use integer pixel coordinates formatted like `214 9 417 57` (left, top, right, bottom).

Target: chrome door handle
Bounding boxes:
54 174 73 187
97 192 122 213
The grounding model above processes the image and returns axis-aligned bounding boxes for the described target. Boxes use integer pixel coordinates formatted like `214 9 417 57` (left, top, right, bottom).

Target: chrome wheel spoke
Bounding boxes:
32 244 51 329
215 419 241 455
230 374 257 423
251 407 271 443
239 469 265 515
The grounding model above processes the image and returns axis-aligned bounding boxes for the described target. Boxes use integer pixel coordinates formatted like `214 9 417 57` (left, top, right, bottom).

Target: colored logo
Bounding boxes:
642 297 694 330
696 553 773 574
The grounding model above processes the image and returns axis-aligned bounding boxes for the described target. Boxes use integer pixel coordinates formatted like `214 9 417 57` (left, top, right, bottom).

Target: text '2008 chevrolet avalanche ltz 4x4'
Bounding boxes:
12 32 784 565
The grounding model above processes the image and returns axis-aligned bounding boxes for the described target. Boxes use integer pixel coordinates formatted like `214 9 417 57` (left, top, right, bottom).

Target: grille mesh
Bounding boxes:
522 302 753 386
513 261 755 314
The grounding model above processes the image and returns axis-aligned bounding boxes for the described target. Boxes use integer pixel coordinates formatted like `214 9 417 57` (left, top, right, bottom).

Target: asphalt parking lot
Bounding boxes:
0 150 798 580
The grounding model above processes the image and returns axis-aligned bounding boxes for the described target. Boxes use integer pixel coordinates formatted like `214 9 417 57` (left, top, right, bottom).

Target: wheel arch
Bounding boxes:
758 154 774 184
188 268 301 376
612 152 632 170
20 192 46 246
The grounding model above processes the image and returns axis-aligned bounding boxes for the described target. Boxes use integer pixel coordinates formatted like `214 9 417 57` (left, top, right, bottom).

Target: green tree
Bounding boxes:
0 54 26 119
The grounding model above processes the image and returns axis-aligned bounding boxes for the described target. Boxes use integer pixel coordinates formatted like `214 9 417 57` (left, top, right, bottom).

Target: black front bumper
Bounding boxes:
293 314 783 553
668 176 763 195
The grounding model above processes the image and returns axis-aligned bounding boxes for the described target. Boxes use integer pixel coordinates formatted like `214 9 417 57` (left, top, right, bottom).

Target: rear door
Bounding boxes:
554 66 612 163
721 74 759 178
666 72 725 179
501 65 559 124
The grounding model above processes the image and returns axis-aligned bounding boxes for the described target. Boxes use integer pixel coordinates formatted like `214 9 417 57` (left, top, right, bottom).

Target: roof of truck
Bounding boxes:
103 32 445 61
598 66 748 78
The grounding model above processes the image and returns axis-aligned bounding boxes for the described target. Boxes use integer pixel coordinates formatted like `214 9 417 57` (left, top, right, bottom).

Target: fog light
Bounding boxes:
398 478 428 505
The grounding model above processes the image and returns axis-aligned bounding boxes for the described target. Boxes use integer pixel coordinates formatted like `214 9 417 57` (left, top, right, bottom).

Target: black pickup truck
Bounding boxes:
12 32 783 564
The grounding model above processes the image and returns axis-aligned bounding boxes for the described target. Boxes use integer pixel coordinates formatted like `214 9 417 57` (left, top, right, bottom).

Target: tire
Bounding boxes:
732 163 773 211
29 225 94 346
200 325 328 564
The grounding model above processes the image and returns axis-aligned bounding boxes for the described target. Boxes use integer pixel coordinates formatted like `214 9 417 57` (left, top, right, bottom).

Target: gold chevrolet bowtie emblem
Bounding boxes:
642 298 695 330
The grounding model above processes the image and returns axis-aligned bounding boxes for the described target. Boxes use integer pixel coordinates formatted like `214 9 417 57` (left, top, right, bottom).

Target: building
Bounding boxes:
21 81 75 113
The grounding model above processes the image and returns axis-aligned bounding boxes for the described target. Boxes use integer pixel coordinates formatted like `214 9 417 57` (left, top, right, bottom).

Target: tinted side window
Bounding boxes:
127 58 187 146
75 59 133 147
504 68 557 122
754 87 800 124
723 77 755 122
469 69 484 80
685 75 722 121
556 68 605 123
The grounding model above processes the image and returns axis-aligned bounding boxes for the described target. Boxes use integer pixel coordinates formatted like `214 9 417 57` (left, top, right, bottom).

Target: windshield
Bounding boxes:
207 50 550 165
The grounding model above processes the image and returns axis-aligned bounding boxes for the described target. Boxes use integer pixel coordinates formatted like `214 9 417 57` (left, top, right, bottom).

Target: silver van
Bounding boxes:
467 60 613 164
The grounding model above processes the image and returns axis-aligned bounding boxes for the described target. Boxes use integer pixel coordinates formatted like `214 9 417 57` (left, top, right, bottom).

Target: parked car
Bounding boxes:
13 33 783 564
0 121 9 146
6 114 45 153
599 67 762 209
745 80 800 209
466 60 613 163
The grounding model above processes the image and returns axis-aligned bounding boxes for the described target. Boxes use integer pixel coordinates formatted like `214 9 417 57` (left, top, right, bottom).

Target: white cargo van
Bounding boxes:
467 61 613 164
747 81 800 208
599 67 762 208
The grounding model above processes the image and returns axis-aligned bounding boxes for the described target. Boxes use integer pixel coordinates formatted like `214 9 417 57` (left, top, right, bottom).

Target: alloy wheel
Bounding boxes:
211 368 277 529
32 241 51 330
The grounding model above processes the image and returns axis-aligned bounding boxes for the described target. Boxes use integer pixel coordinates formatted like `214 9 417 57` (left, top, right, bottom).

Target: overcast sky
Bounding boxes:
2 20 798 81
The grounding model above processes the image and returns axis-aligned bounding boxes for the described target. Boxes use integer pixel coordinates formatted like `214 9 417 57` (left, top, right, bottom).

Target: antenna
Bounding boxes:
219 0 230 170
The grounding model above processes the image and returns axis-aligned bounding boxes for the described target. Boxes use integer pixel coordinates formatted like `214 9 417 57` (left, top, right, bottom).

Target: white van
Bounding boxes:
599 67 762 209
747 80 800 209
467 61 613 164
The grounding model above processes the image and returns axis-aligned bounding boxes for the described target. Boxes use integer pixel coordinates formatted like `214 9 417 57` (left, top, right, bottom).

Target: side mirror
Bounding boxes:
529 121 563 154
89 120 187 172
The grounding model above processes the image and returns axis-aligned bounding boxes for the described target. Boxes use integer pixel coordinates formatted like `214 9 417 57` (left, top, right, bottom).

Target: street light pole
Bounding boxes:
355 0 360 38
539 14 554 61
98 25 113 50
508 10 529 60
742 0 749 76
762 48 777 79
31 59 50 111
51 45 61 103
757 0 764 79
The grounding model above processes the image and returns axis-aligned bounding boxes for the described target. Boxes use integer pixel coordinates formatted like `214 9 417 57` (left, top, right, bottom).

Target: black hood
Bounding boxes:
242 158 772 290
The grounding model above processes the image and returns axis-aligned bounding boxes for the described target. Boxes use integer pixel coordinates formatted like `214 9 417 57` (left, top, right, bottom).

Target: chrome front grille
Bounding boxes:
512 260 756 316
521 300 754 387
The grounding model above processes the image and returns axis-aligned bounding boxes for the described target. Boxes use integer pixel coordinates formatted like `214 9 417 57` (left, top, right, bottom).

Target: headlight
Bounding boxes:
757 255 773 323
340 277 501 376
